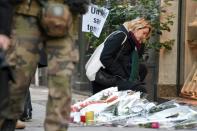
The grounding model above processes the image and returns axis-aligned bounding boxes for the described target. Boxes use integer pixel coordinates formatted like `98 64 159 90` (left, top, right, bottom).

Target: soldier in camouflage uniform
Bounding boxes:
0 0 89 131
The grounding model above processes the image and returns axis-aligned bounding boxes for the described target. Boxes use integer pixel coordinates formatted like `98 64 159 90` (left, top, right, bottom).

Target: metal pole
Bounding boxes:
176 0 185 95
78 16 87 83
75 16 90 91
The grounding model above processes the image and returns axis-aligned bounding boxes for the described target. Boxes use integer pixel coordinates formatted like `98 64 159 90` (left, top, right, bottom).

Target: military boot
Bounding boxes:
1 119 17 131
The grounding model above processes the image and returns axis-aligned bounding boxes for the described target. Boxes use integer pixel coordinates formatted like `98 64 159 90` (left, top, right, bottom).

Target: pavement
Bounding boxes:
16 85 90 131
15 85 196 131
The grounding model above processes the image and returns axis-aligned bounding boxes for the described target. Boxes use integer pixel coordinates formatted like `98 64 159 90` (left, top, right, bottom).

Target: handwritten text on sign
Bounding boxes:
82 4 109 38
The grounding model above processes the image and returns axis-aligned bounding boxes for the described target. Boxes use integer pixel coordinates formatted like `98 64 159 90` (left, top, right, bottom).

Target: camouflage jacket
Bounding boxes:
16 0 65 17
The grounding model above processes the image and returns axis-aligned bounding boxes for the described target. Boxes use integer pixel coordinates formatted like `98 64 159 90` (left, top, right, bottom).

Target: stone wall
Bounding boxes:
157 0 179 97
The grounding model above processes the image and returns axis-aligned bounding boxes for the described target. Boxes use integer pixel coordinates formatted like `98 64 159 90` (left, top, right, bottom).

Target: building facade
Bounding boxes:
158 0 197 100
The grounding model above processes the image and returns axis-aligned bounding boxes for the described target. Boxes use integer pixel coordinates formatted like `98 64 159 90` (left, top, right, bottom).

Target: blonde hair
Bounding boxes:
123 18 152 39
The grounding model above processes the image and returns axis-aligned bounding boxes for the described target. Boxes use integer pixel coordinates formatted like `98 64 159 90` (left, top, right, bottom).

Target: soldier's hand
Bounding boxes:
0 34 10 50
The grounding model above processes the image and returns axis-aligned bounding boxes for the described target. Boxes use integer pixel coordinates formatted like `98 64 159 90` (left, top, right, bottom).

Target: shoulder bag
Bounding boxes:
94 32 127 87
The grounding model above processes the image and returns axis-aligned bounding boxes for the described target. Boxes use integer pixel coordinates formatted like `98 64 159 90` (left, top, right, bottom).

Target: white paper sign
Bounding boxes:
82 4 109 38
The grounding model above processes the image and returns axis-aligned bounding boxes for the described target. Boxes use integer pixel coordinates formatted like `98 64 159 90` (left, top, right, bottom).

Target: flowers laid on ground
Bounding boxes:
70 87 197 129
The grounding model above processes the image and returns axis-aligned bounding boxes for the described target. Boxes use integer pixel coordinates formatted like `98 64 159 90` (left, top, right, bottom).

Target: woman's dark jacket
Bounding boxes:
100 25 144 80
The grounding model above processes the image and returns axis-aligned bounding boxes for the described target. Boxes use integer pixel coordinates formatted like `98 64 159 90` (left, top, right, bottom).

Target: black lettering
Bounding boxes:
91 7 103 16
91 7 96 14
96 9 101 15
93 18 101 24
93 18 97 23
87 24 96 32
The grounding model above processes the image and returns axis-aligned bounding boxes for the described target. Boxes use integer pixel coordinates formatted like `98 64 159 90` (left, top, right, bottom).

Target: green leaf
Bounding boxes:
85 0 175 51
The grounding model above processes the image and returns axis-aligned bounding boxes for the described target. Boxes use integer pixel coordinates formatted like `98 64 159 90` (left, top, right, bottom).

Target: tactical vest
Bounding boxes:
16 0 65 17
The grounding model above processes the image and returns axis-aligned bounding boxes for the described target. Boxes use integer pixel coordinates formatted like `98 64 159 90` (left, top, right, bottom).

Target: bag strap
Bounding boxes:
102 31 123 44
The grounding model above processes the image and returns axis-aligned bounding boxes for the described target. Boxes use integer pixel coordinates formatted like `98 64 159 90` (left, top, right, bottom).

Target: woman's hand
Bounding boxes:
0 34 10 50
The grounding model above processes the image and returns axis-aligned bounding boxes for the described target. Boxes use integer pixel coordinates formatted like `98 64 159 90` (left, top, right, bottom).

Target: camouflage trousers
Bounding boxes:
1 15 77 131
